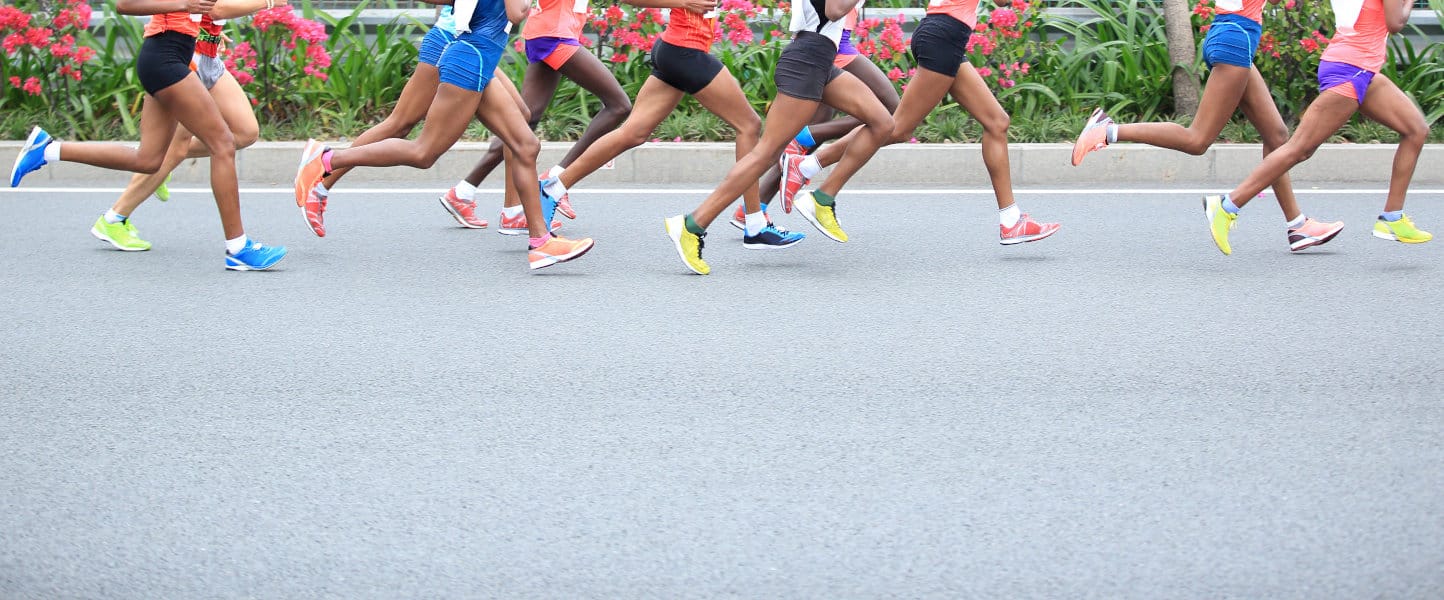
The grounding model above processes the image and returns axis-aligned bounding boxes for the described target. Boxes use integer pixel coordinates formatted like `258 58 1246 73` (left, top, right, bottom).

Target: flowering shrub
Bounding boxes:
223 6 332 116
1191 0 1334 117
967 0 1055 112
852 13 913 88
1 0 97 104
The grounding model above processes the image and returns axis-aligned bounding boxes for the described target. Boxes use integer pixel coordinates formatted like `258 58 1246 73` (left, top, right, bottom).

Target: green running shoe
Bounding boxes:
91 215 152 251
1372 214 1432 244
155 173 171 202
1203 194 1237 255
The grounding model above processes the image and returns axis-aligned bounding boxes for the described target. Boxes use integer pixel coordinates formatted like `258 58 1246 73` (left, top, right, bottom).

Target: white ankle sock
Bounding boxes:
104 209 127 224
999 204 1021 228
547 165 564 179
225 234 248 255
745 210 767 236
312 182 329 198
43 142 61 162
799 156 822 178
1106 123 1119 144
453 180 476 201
502 205 523 219
1287 215 1306 229
543 178 567 198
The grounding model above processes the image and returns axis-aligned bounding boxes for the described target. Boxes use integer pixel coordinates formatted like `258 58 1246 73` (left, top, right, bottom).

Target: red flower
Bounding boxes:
1300 38 1318 52
25 27 52 47
22 76 41 95
73 45 95 62
886 67 903 81
2 32 23 54
7 75 19 87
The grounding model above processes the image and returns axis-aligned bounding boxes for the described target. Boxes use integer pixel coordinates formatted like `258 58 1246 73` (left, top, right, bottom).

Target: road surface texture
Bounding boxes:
3 187 1442 598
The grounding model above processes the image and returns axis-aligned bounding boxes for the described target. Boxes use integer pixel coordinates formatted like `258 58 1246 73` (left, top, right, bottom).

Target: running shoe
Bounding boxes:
9 126 52 187
225 240 288 271
779 153 812 213
1372 214 1433 244
1203 194 1237 255
528 235 594 270
743 223 805 249
794 191 848 243
541 176 576 219
496 210 562 236
1071 107 1111 166
90 216 151 251
438 188 488 228
1287 217 1344 251
1000 214 1061 245
784 139 808 157
155 173 171 202
664 214 710 275
295 139 328 237
728 204 773 231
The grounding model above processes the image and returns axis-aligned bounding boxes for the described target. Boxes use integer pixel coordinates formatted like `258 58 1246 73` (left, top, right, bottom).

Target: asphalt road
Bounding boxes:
2 186 1442 598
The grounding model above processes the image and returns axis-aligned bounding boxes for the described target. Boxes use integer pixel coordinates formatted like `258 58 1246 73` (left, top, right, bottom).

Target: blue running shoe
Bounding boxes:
10 126 52 187
743 223 805 250
225 240 288 271
538 181 558 226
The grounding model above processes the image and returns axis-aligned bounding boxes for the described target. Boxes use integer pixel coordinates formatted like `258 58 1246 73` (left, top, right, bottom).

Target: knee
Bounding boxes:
133 155 164 174
866 111 895 138
619 124 652 149
737 115 762 143
209 131 236 158
1257 125 1290 150
510 132 541 160
1283 142 1316 164
981 112 1011 137
1181 136 1211 156
408 144 443 169
602 97 632 122
517 104 533 124
231 126 259 150
1399 119 1429 146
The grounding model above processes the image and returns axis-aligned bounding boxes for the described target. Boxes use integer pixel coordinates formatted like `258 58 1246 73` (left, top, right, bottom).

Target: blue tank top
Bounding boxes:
458 0 510 47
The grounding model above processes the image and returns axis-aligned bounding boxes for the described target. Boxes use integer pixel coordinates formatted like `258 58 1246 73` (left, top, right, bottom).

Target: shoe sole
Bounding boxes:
529 239 595 270
1203 197 1231 255
743 238 804 250
664 218 707 275
498 222 560 236
1290 225 1344 251
1000 225 1060 245
10 126 46 188
225 253 286 271
438 197 487 229
1373 229 1431 243
1071 109 1104 166
90 226 150 251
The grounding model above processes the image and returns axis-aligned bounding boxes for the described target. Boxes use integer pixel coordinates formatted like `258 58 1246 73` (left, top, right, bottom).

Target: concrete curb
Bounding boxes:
3 142 1441 188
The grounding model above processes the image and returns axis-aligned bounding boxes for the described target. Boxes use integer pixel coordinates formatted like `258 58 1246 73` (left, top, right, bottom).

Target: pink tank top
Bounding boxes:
1321 0 1390 72
927 0 982 29
522 0 588 41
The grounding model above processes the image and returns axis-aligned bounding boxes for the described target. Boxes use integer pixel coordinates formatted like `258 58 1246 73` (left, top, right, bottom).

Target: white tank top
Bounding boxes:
790 0 865 45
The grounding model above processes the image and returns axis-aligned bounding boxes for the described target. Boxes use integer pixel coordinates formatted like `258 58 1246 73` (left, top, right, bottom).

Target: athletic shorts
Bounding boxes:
649 39 724 95
912 13 971 76
1318 60 1375 105
525 36 580 69
137 31 197 96
1201 14 1261 69
438 38 502 92
834 29 858 68
775 31 844 102
191 53 226 90
419 25 456 67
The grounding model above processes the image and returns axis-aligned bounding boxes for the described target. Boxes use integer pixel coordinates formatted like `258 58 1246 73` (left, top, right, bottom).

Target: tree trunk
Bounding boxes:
1161 0 1201 117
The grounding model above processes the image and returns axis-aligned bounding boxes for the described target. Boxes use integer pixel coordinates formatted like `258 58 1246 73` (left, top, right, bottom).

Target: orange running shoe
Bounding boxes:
497 210 562 236
1071 107 1111 166
779 153 811 214
1000 213 1060 245
528 236 594 270
438 188 488 228
295 139 328 237
1288 217 1344 251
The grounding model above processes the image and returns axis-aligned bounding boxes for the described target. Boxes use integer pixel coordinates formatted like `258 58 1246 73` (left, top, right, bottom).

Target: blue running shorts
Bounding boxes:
437 38 502 92
1201 14 1262 69
418 25 456 67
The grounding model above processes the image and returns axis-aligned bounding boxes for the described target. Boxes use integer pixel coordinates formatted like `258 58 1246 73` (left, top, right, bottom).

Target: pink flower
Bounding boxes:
977 66 992 78
1300 38 1318 52
2 33 23 54
22 76 41 95
25 27 52 47
989 7 1018 29
1284 0 1296 8
887 67 904 82
7 75 19 88
999 78 1015 88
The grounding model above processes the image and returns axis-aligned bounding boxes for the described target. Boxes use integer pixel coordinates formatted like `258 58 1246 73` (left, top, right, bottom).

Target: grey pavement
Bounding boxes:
1 187 1442 598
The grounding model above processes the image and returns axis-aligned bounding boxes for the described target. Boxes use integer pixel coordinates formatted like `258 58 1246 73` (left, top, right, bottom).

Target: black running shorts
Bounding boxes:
137 31 197 96
911 13 972 76
649 39 725 95
774 31 844 101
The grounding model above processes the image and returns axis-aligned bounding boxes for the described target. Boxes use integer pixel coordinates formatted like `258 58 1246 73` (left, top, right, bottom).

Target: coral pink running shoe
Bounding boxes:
728 203 773 231
1288 217 1344 251
1071 107 1111 166
301 183 327 238
779 153 811 214
438 188 488 228
497 210 561 236
784 139 808 157
528 236 594 270
1000 213 1060 245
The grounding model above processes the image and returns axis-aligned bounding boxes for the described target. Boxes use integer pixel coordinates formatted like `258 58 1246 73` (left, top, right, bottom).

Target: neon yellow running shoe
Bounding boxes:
1203 194 1237 255
1372 214 1432 244
795 190 848 243
155 173 171 202
664 214 710 275
90 215 151 251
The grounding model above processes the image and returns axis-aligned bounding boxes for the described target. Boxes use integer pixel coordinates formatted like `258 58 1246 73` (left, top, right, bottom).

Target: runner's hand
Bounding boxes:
681 0 716 15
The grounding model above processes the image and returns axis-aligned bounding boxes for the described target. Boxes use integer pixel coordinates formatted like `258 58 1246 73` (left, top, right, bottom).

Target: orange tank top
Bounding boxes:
1212 0 1266 23
1321 0 1390 72
144 12 202 38
660 7 718 52
522 0 589 40
926 0 982 29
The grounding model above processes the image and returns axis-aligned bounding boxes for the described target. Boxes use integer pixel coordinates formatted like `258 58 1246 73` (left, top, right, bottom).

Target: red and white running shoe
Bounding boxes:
779 153 811 214
438 188 488 228
1000 214 1060 245
497 210 562 236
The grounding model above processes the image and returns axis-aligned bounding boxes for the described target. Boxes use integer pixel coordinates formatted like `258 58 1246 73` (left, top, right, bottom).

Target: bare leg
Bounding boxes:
152 74 242 238
811 73 894 197
692 71 764 212
1228 92 1357 208
1355 74 1429 213
472 81 549 238
949 64 1014 210
1115 64 1249 155
690 95 821 228
558 76 683 189
327 82 480 171
321 62 440 189
58 94 176 174
810 67 952 177
465 62 560 189
552 49 632 167
1235 66 1301 221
